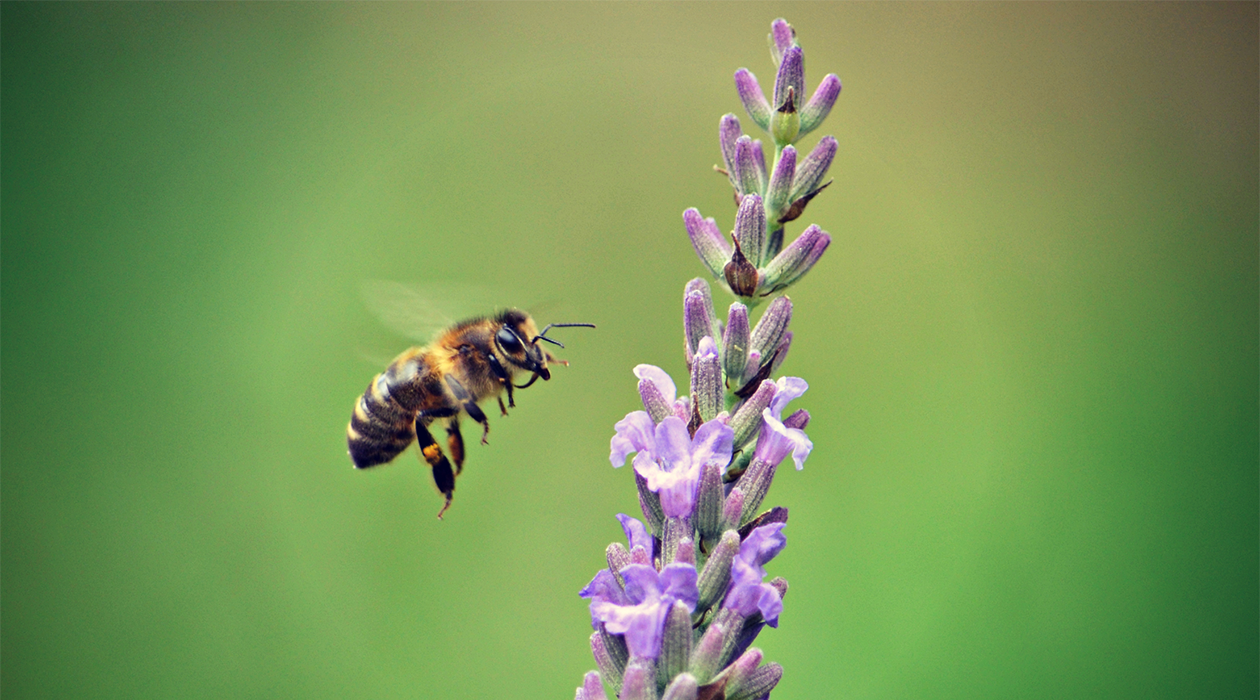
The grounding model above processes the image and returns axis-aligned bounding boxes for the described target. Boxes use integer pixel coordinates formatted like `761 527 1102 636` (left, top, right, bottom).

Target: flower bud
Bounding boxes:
770 332 792 375
760 226 829 294
732 136 765 198
749 296 792 358
740 349 763 387
661 673 699 700
683 288 717 365
691 337 722 424
674 538 696 566
618 660 655 700
657 601 693 688
773 47 804 114
721 303 750 384
768 19 796 66
732 194 767 268
688 622 725 684
783 408 810 430
728 662 782 700
581 671 609 700
764 145 796 222
683 208 732 280
638 378 672 424
733 69 771 131
721 489 745 533
799 73 841 136
728 380 777 449
719 114 743 185
718 648 763 700
591 629 626 695
606 542 631 585
694 463 725 544
662 515 690 566
635 470 665 535
696 529 740 611
790 136 837 203
735 457 777 526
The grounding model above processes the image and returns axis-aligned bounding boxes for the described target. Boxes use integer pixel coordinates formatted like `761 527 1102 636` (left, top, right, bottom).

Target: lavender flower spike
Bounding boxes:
733 70 771 131
684 208 732 281
578 15 843 696
587 563 699 659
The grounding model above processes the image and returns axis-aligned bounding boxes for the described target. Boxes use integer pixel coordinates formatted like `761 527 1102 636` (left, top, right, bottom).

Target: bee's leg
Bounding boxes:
445 376 491 445
445 420 465 476
415 410 458 519
497 396 508 417
485 353 516 408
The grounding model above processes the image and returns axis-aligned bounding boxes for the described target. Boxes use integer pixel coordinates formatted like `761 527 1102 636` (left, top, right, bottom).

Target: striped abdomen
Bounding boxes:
347 353 433 468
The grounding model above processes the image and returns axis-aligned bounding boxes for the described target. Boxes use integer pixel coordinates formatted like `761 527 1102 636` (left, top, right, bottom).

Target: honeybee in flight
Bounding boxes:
347 308 593 518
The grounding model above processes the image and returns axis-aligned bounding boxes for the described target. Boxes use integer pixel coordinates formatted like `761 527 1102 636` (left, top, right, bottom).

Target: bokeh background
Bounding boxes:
3 3 1256 698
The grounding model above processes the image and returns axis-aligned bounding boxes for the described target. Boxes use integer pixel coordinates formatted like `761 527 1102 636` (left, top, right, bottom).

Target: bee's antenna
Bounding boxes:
532 322 596 349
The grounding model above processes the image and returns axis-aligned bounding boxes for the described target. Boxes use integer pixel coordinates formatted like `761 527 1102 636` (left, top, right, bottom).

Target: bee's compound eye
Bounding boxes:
496 327 524 354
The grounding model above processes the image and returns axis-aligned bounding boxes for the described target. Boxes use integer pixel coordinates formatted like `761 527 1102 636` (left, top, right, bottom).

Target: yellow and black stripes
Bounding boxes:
347 373 417 469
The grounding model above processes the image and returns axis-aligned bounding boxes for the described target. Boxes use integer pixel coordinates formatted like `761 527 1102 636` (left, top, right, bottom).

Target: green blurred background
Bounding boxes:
3 3 1256 698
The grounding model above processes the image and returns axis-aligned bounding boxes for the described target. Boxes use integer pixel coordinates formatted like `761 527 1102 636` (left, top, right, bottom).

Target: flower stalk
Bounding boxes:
575 17 841 699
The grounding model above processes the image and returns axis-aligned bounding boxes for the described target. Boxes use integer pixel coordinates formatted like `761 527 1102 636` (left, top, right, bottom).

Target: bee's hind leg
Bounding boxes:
445 376 491 445
415 411 458 519
445 421 465 476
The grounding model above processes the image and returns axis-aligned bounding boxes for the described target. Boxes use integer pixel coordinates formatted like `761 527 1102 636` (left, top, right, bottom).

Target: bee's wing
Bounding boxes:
360 280 507 343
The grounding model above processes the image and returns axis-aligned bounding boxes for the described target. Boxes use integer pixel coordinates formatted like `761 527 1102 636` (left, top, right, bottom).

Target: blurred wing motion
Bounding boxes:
360 280 507 343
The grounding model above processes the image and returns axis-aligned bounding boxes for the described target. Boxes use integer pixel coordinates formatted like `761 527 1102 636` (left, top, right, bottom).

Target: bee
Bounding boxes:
347 308 593 519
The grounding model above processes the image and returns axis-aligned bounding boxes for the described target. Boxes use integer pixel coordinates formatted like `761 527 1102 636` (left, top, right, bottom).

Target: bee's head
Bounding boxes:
493 310 594 388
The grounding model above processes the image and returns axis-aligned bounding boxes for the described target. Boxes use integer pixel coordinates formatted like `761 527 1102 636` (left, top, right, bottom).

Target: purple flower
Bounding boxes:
768 376 808 420
757 408 812 471
616 513 654 561
585 563 699 659
612 413 734 517
723 523 787 627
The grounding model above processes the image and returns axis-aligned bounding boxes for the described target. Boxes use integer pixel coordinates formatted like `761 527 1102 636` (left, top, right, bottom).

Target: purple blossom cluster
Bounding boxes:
686 19 840 304
573 19 840 700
